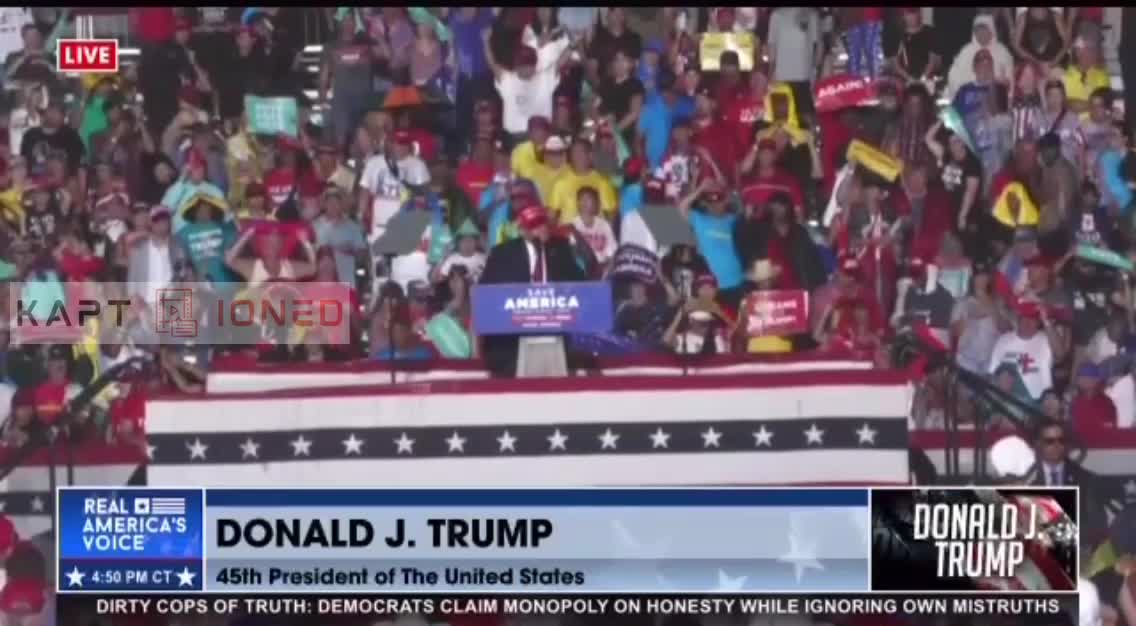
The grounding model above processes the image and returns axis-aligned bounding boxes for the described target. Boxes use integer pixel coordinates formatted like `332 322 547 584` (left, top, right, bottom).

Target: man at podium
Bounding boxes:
480 204 585 376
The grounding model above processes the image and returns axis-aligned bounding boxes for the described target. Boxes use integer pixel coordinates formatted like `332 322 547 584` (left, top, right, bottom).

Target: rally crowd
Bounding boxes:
0 5 1132 625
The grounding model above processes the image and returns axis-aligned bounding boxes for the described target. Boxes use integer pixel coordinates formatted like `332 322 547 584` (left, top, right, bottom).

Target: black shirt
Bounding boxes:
940 152 982 215
20 126 85 175
898 26 936 78
24 202 63 245
1066 266 1114 346
597 76 645 123
1019 12 1064 64
903 284 955 331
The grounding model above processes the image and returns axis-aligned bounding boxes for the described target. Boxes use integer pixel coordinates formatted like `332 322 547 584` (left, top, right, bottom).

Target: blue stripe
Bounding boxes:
205 489 867 507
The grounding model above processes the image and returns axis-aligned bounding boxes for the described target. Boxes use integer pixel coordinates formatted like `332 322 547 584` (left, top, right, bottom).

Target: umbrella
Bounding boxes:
408 8 451 43
1076 243 1134 273
939 105 976 154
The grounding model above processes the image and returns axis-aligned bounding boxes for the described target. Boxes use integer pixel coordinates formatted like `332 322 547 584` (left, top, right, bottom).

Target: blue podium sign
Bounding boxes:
57 488 205 593
472 282 613 335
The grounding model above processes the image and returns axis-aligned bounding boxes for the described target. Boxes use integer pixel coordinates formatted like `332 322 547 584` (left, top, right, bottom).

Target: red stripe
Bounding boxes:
210 352 873 375
157 368 912 403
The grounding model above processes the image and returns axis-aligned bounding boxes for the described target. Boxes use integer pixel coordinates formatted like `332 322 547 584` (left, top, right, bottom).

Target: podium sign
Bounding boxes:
472 282 613 336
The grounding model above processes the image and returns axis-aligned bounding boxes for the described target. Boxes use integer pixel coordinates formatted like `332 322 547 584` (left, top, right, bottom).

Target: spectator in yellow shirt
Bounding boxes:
1063 36 1110 113
525 135 570 202
510 115 551 184
547 139 618 224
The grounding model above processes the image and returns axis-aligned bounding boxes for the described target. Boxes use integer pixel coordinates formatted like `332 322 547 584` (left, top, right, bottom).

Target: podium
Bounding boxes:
471 282 614 379
517 336 568 378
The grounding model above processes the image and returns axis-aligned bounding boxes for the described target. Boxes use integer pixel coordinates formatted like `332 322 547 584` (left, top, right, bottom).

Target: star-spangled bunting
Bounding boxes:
146 418 909 463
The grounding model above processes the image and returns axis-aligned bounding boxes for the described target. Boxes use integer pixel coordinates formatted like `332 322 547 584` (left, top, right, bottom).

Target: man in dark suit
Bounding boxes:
1026 419 1095 487
480 204 585 377
1027 418 1110 540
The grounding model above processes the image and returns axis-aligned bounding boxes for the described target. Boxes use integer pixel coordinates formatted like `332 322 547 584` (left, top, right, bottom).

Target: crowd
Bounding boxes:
0 6 1131 625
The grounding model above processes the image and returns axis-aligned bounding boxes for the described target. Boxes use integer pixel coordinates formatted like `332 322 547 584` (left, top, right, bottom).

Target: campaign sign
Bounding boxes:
744 290 809 337
472 282 613 336
814 74 876 114
245 95 299 137
57 488 204 593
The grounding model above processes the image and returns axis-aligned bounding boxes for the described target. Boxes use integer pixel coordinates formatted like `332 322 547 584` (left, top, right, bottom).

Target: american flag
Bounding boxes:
145 372 915 488
972 489 1077 592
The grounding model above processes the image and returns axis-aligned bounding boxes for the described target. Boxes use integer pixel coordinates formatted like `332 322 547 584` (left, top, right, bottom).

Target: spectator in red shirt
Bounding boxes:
1069 362 1118 433
457 133 497 207
735 192 826 293
739 137 805 221
690 89 736 185
32 345 79 427
264 136 322 210
712 50 748 115
723 70 768 152
896 161 953 262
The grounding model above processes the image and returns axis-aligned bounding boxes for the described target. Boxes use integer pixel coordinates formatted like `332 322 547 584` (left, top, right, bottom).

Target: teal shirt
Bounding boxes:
176 221 238 283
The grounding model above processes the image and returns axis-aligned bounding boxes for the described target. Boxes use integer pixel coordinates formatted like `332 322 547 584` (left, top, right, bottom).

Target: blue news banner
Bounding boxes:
58 488 870 594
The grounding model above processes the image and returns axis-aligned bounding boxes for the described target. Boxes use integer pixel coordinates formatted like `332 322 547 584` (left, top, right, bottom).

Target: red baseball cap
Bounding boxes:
517 205 549 230
694 273 718 290
393 130 414 145
623 157 646 179
1017 300 1043 319
907 256 927 276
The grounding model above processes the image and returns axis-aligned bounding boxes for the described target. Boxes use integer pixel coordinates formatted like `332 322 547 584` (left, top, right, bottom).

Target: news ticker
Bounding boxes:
59 593 1074 622
56 487 1079 595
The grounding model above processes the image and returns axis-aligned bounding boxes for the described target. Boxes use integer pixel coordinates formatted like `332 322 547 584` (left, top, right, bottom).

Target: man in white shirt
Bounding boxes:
987 300 1053 400
483 28 573 138
126 205 176 308
0 8 32 67
767 8 820 117
358 130 430 243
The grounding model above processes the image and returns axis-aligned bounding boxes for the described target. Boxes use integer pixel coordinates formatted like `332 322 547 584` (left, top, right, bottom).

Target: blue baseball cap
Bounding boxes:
1077 362 1104 380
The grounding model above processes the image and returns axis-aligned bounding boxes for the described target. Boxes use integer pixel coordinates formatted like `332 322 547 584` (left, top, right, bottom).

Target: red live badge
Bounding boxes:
56 39 119 73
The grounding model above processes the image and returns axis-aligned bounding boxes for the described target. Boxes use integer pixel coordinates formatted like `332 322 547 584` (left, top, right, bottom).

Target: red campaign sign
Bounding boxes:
814 74 876 114
744 290 810 338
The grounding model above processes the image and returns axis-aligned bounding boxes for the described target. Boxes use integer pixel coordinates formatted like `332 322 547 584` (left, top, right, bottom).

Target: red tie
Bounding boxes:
532 244 546 283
